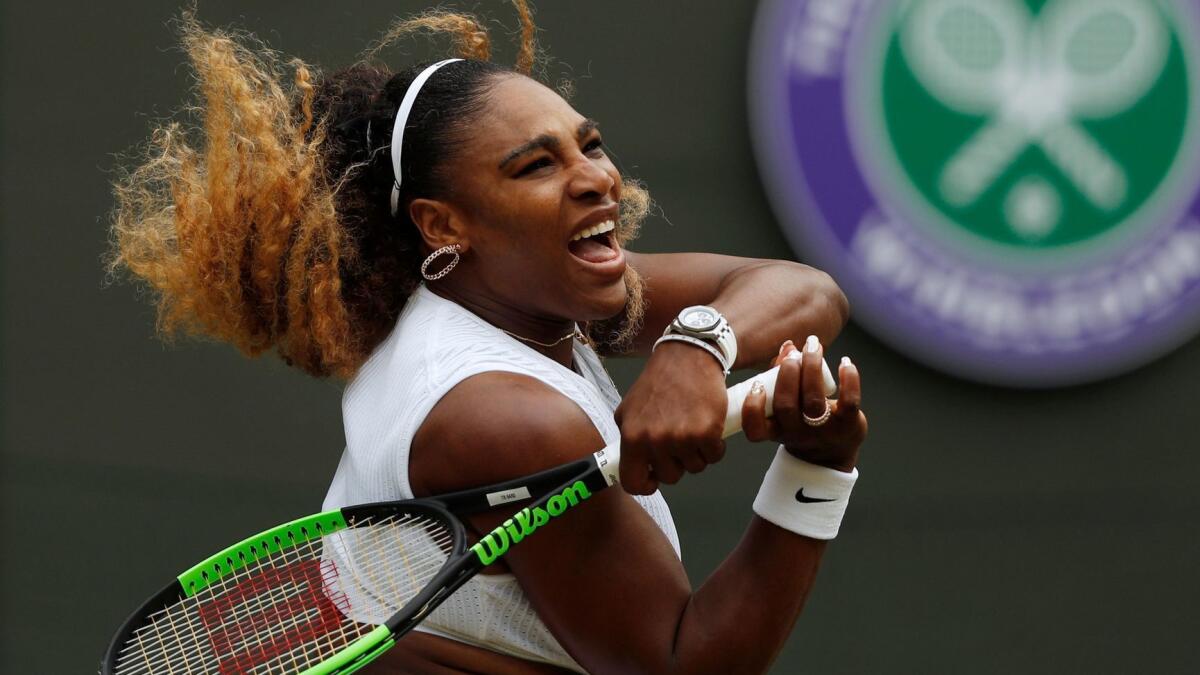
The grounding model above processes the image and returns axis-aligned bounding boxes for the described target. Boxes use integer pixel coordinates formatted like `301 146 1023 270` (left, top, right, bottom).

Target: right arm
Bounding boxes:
408 342 865 674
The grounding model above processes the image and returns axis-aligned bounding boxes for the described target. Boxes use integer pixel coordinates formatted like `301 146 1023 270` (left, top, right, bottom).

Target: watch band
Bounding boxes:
711 322 737 369
653 333 731 375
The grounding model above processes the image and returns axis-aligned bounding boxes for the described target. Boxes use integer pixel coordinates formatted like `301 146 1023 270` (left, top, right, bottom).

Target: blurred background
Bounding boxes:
2 1 1198 673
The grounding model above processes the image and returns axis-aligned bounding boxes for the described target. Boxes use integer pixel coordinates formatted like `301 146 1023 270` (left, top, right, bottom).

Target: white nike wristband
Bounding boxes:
753 445 858 540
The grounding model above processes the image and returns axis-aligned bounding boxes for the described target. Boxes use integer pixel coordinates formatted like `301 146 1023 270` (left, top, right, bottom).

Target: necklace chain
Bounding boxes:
501 325 585 348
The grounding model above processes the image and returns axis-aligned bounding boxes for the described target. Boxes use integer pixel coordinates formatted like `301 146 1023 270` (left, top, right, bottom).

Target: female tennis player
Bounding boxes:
109 3 868 673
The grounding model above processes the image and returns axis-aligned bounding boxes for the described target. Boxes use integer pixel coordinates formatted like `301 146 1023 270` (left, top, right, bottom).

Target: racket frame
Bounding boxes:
102 359 815 674
102 456 609 675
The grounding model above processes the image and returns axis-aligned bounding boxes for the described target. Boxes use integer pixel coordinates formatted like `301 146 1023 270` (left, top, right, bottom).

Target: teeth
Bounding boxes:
570 220 616 242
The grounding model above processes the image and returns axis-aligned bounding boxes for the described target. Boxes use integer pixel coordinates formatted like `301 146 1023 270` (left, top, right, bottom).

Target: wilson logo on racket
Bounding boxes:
471 480 594 565
751 0 1200 386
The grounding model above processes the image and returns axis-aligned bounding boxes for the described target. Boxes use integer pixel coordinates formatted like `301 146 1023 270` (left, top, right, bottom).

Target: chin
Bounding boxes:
580 278 629 321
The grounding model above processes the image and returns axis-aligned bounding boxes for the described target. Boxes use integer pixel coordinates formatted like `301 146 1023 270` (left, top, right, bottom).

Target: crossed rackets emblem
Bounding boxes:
901 0 1168 237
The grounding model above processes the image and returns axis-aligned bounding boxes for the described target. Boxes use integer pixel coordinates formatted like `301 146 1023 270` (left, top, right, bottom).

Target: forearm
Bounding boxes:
710 261 849 370
665 519 830 675
621 253 848 361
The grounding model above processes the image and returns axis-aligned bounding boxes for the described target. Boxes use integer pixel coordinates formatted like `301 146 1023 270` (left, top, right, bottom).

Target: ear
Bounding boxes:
409 198 470 254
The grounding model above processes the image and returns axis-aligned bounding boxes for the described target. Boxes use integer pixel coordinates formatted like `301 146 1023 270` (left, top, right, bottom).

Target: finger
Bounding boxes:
677 445 709 474
619 455 654 495
774 354 802 433
643 467 661 495
748 414 782 444
770 339 796 368
699 437 726 464
742 381 772 442
653 455 686 485
801 335 828 419
618 431 655 495
760 416 781 441
835 356 862 417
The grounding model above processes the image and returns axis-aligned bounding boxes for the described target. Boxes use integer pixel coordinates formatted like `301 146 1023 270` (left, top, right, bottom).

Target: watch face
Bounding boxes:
680 307 719 332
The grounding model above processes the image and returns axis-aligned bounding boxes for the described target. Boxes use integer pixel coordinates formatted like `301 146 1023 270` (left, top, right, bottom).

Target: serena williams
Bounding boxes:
109 3 869 673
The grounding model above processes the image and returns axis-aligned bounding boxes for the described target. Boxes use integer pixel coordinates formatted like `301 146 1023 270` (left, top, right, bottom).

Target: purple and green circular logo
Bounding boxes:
750 0 1200 386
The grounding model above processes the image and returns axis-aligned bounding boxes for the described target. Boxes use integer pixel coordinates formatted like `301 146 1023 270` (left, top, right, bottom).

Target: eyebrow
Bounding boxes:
498 119 601 170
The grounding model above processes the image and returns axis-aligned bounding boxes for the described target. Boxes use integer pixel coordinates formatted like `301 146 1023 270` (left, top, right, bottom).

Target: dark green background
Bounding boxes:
2 1 1198 673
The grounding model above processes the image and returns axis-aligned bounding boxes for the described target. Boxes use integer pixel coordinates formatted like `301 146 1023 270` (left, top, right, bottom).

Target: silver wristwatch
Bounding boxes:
655 305 738 374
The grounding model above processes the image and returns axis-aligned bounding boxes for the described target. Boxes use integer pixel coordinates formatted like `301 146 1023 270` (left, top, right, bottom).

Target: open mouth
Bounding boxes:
567 219 621 264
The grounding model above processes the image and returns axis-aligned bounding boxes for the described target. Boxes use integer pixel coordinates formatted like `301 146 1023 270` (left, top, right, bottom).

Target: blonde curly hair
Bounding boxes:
109 1 650 378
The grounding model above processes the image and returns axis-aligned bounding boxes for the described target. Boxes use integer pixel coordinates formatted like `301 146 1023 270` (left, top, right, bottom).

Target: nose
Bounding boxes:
567 155 616 201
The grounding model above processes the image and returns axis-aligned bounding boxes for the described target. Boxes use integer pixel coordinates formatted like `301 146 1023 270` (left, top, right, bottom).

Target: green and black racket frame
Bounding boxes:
102 358 834 675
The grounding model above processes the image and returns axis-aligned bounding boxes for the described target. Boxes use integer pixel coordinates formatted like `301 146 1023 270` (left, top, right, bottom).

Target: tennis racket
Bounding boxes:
102 357 834 675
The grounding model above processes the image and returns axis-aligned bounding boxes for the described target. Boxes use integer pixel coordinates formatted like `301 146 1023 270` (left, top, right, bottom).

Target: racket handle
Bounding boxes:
722 353 836 438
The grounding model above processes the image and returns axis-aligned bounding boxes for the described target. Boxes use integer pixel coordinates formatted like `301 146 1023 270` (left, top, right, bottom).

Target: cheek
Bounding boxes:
505 186 566 245
462 186 545 243
477 197 562 262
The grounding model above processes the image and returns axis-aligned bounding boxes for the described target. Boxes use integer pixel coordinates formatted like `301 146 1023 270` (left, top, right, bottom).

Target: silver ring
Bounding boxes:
421 244 461 281
803 399 832 427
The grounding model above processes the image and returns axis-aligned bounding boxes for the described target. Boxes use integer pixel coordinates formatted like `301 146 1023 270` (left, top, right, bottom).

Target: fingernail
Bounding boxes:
778 340 793 356
841 356 852 367
749 381 765 395
805 335 820 353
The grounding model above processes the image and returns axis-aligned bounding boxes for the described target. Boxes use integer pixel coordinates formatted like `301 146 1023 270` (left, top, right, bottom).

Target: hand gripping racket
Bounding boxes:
102 358 835 675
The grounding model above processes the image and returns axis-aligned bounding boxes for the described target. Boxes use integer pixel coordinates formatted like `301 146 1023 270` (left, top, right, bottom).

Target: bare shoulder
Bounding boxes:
409 370 606 497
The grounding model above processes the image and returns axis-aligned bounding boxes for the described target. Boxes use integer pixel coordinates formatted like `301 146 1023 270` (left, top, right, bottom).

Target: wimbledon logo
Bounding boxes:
750 0 1200 386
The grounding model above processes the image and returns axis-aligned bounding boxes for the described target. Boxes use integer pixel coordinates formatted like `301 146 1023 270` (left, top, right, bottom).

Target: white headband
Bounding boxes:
390 58 464 216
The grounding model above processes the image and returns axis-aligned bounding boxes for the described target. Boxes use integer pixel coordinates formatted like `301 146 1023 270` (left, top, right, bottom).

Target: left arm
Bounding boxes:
618 251 849 366
613 251 851 494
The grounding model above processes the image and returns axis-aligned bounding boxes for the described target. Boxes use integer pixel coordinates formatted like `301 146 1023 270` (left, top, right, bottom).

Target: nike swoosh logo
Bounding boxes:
795 488 835 504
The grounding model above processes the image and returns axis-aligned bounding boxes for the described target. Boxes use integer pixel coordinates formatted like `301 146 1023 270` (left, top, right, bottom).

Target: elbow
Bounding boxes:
804 267 850 336
826 272 851 330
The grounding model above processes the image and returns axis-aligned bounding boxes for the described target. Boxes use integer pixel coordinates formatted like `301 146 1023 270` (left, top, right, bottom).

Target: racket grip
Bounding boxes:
722 353 836 437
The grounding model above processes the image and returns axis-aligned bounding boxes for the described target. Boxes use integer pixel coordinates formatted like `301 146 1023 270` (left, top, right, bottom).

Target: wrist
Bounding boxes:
784 446 858 474
754 446 858 540
651 337 726 376
653 334 730 375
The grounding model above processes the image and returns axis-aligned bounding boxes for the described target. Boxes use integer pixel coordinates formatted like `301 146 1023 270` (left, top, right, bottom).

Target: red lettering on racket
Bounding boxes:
197 558 351 674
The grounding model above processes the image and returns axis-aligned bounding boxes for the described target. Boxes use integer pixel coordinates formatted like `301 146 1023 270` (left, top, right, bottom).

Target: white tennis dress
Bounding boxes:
323 284 681 672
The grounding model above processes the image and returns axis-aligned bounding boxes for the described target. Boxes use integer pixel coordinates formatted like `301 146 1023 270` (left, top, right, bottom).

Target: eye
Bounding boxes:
583 137 604 155
515 157 553 177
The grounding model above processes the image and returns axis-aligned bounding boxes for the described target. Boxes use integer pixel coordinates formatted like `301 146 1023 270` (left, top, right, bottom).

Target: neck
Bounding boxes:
426 282 577 367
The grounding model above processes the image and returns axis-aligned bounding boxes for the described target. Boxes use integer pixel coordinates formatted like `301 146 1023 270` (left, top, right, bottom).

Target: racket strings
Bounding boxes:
119 532 369 675
112 513 454 674
119 537 356 675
